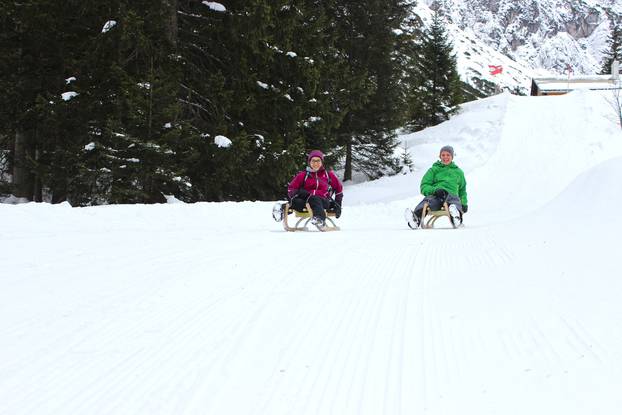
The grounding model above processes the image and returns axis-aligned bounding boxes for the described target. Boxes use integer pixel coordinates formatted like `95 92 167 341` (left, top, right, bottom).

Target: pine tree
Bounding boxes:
0 1 185 205
176 0 300 201
407 11 462 131
39 0 186 205
600 19 622 75
176 0 353 201
0 1 91 202
0 2 18 196
334 0 417 181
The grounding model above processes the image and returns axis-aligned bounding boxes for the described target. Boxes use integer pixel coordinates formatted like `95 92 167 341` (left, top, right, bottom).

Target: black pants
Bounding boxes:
291 195 331 220
413 194 463 219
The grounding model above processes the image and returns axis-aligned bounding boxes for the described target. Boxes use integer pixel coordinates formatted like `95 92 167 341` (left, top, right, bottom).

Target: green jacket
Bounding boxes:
420 161 468 206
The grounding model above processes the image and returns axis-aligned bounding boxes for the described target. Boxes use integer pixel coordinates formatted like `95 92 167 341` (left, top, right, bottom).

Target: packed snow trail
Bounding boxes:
2 91 622 415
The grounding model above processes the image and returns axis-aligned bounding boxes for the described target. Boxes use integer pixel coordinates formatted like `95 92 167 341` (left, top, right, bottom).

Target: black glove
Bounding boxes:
462 205 468 213
334 203 342 219
433 188 448 200
297 189 309 199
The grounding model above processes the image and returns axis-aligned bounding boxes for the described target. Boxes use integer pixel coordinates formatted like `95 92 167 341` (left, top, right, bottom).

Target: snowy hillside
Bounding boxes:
425 0 622 75
413 3 549 94
2 90 622 414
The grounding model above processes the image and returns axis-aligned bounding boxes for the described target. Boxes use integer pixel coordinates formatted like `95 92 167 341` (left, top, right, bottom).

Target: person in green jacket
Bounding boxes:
406 145 468 228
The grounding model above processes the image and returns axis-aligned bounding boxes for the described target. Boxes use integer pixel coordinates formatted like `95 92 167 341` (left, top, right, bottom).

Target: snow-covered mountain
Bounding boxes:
413 3 551 95
424 0 621 76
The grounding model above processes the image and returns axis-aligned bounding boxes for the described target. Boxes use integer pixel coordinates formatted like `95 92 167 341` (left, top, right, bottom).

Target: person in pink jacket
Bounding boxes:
273 150 343 227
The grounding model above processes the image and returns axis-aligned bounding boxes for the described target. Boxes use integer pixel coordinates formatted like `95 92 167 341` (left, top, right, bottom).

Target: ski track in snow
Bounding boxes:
3 91 622 414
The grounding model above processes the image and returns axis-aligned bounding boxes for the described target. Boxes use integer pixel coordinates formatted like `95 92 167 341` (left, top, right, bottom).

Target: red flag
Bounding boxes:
488 65 503 75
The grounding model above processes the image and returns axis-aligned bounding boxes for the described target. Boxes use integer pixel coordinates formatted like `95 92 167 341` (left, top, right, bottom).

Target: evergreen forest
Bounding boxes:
0 1 466 204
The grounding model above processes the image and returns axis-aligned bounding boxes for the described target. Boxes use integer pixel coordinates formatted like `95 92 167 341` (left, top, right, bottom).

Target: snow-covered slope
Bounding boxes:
2 91 622 414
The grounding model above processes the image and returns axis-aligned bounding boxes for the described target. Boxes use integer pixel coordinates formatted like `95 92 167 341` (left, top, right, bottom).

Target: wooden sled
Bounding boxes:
283 203 340 232
421 202 461 229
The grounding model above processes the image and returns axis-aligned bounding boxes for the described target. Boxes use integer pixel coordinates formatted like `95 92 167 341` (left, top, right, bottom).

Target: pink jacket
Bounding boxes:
287 167 343 203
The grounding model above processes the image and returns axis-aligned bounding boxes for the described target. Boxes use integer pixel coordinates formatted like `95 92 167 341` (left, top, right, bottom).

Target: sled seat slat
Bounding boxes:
291 209 337 218
425 209 449 217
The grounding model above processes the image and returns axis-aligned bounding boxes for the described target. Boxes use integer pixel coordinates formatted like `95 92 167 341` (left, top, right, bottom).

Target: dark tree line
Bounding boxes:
0 1 463 204
600 17 622 76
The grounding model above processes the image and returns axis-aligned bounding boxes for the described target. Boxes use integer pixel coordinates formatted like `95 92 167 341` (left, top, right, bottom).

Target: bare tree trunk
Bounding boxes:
148 56 154 140
608 87 622 129
343 140 353 182
164 0 178 47
617 91 622 129
13 129 34 199
33 148 42 202
12 39 34 199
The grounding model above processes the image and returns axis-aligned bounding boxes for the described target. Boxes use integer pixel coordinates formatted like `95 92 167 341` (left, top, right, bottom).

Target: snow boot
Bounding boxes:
404 208 420 229
272 202 286 222
311 216 326 230
448 204 462 228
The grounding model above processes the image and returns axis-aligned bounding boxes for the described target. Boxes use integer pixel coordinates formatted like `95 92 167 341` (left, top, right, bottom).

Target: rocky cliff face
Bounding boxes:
424 0 622 74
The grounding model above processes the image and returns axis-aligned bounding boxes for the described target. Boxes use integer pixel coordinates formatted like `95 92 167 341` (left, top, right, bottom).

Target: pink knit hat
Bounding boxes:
307 150 324 163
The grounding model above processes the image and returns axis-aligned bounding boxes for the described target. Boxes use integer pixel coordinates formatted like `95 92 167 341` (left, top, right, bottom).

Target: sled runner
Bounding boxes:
282 202 340 232
420 202 462 229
